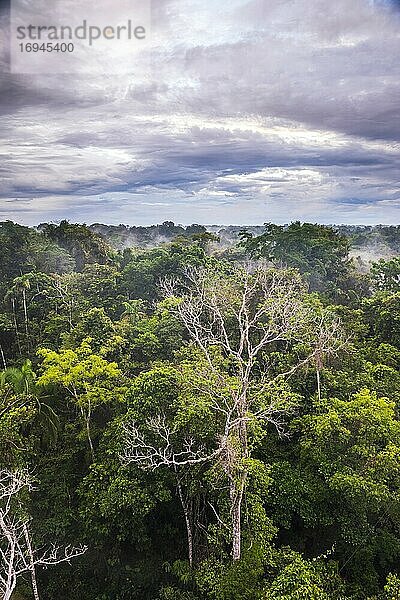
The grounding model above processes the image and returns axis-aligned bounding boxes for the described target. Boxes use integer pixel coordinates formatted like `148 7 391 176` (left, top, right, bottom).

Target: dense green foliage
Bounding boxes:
2 220 400 599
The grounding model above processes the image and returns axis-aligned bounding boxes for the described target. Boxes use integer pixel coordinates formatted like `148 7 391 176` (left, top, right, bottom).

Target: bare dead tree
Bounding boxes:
121 416 221 567
0 469 87 600
46 275 76 331
122 266 346 562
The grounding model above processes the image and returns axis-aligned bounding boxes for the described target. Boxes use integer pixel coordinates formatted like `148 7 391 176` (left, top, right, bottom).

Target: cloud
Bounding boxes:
0 0 399 225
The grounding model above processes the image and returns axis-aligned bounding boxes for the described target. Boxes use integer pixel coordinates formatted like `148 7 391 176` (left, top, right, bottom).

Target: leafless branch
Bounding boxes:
0 469 87 600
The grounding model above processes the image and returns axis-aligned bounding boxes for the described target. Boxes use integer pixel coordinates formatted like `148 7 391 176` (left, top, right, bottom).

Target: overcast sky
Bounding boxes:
0 0 399 226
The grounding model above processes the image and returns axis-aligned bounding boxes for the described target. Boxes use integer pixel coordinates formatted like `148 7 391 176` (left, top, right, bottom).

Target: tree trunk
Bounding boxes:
0 343 6 370
79 391 94 461
85 413 95 461
23 522 40 600
176 478 193 567
4 547 16 600
231 395 248 561
1 512 17 600
79 402 94 461
231 481 244 561
316 368 321 403
11 297 22 356
22 288 29 340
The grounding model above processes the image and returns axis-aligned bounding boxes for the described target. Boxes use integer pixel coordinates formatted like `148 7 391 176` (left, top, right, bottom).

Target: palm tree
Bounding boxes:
5 274 34 353
1 360 59 446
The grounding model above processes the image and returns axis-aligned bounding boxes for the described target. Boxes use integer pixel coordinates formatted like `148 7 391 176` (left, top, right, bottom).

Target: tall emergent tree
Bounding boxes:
122 265 345 561
239 222 351 292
